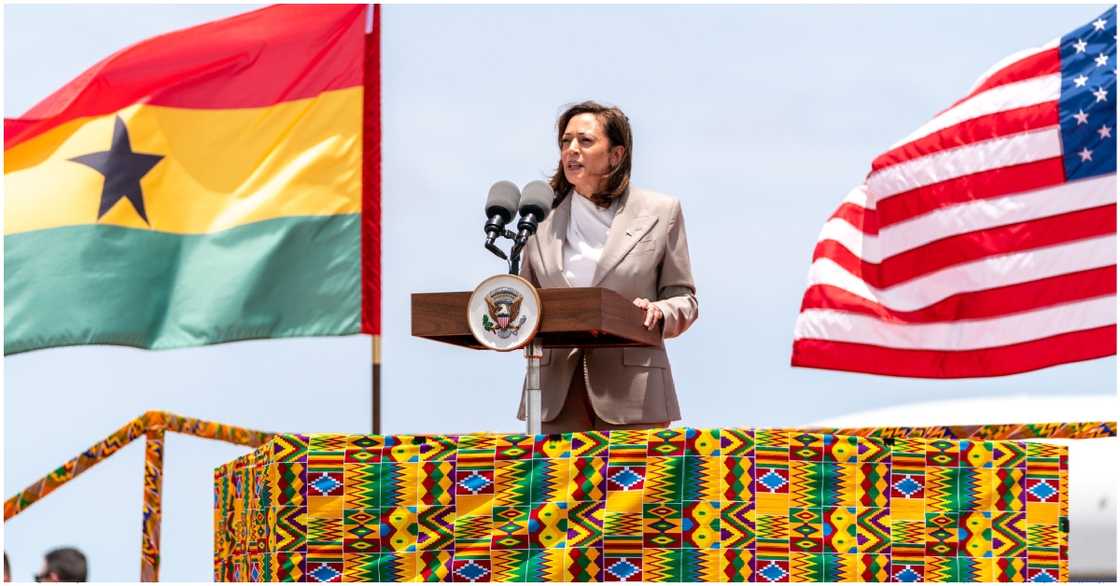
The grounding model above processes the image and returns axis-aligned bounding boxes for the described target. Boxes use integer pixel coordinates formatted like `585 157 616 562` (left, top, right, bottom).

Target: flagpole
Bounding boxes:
372 334 381 434
366 3 382 435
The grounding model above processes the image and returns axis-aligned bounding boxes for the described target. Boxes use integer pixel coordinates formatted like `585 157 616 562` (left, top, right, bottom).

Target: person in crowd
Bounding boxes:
34 548 87 582
518 100 698 433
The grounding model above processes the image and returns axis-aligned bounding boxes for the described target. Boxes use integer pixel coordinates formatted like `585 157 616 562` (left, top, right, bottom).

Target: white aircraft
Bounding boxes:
811 395 1117 581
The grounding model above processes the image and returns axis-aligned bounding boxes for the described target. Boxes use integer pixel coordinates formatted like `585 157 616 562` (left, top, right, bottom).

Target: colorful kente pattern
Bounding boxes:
214 428 1076 582
794 421 1115 441
4 411 272 582
7 411 273 521
141 430 165 582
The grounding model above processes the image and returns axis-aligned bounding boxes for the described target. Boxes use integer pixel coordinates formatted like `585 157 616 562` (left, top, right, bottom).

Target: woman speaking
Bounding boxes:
517 101 699 433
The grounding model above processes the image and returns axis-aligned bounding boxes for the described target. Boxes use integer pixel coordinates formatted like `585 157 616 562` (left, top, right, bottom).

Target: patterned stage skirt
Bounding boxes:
214 427 1070 582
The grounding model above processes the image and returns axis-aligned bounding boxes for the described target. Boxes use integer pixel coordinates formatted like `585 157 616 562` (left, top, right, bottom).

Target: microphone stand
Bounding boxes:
507 211 543 277
507 239 525 276
484 228 519 274
480 213 545 436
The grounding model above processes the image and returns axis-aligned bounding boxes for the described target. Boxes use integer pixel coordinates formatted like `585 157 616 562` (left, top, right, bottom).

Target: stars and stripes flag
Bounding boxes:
792 7 1116 378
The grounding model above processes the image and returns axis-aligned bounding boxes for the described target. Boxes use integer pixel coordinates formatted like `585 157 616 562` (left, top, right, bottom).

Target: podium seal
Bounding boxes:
467 274 542 351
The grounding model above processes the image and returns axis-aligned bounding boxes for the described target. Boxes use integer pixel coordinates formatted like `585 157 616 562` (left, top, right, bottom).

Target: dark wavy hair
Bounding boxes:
549 101 633 209
43 547 87 582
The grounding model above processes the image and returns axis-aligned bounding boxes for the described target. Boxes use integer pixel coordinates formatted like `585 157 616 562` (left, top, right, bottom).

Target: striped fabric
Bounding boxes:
213 428 1073 582
792 7 1116 378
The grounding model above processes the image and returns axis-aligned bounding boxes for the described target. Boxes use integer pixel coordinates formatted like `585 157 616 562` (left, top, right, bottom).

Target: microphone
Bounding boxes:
514 180 554 249
483 181 521 259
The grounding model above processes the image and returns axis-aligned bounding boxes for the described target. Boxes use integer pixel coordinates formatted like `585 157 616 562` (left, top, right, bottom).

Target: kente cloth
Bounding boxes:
4 5 381 354
214 428 1070 582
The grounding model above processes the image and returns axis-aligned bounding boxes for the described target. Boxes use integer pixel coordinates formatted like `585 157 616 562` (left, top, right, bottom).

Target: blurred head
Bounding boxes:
35 548 86 582
549 101 632 208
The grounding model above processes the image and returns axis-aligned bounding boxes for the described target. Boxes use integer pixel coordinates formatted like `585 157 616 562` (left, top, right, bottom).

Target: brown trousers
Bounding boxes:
541 369 669 434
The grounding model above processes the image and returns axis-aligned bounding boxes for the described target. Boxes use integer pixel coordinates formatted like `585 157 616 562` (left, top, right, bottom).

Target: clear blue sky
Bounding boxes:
4 4 1114 581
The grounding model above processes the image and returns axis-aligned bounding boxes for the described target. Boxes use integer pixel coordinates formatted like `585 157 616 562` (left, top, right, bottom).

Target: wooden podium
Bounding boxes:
411 287 660 433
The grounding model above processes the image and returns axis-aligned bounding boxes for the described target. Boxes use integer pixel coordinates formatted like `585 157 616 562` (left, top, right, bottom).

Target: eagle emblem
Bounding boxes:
482 287 527 338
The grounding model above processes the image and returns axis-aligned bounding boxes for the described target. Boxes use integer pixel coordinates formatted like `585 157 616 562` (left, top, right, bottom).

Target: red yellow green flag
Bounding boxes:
4 5 381 354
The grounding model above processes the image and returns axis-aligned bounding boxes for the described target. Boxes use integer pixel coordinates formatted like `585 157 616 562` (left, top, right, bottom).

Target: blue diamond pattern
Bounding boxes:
1029 480 1058 501
610 467 642 490
607 559 639 579
455 561 489 581
309 474 341 496
893 475 922 497
1030 569 1057 582
308 563 341 582
759 561 787 582
458 472 491 494
894 567 921 582
758 470 787 491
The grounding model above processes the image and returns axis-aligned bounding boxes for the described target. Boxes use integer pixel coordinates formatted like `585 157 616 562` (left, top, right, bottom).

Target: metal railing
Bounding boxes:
4 411 274 581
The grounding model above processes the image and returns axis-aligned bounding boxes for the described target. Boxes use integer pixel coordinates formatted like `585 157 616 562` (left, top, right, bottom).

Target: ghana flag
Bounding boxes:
4 5 380 354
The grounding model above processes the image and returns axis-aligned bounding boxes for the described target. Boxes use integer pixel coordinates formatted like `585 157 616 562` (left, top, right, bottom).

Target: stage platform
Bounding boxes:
214 427 1070 582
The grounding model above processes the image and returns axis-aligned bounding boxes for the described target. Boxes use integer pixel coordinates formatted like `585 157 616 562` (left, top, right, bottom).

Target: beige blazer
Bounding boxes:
516 186 699 424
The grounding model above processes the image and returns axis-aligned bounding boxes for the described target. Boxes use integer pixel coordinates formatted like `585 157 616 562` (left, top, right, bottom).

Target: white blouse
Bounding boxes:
562 191 618 287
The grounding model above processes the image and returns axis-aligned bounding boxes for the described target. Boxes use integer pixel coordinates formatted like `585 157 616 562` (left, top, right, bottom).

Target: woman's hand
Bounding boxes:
633 298 663 331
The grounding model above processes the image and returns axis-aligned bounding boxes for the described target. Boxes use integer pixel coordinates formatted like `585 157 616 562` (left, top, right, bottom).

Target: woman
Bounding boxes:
517 101 699 433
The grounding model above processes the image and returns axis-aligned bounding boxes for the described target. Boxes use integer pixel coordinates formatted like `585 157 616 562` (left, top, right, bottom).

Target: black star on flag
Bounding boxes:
69 115 164 224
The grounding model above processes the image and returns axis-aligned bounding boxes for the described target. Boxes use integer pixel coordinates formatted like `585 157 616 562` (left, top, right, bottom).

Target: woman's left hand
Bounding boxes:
633 298 663 330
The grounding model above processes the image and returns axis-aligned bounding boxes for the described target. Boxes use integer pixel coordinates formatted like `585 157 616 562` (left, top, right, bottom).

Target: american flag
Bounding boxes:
792 7 1117 378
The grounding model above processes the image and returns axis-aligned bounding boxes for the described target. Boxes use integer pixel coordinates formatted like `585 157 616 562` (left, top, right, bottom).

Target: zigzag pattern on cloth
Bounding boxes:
525 547 567 581
419 461 455 506
494 459 531 507
417 505 455 551
489 549 524 582
214 426 1083 582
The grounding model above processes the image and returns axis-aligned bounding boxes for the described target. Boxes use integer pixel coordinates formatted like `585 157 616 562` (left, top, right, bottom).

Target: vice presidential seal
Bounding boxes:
484 287 526 337
468 274 541 351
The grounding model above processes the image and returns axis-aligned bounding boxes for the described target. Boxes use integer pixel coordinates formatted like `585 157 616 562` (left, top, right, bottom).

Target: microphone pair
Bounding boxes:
483 180 554 266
